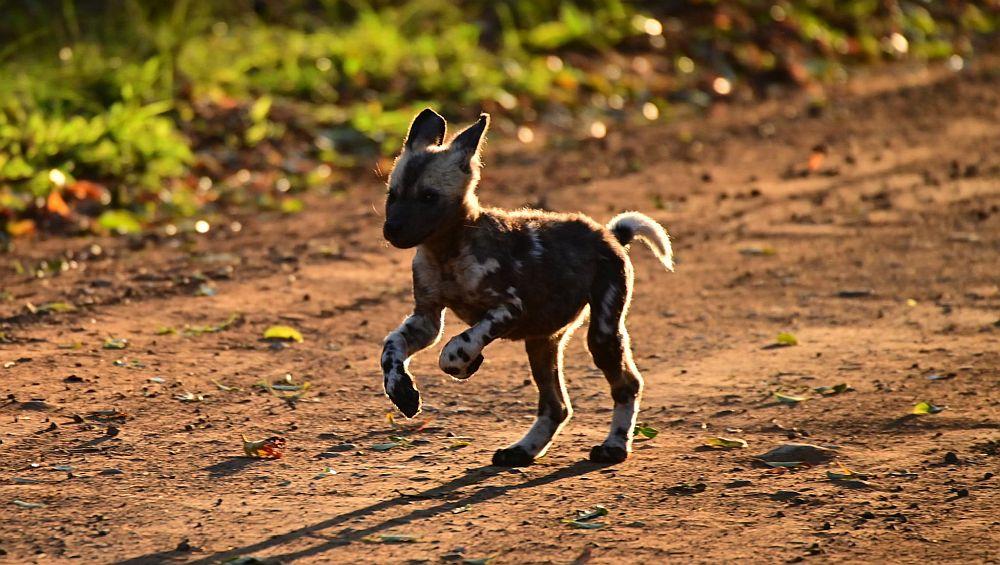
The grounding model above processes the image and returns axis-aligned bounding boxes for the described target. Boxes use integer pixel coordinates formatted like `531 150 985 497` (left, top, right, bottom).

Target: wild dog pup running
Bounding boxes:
380 109 673 466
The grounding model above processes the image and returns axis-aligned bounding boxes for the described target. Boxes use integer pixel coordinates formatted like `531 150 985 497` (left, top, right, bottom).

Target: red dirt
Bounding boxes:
2 63 998 564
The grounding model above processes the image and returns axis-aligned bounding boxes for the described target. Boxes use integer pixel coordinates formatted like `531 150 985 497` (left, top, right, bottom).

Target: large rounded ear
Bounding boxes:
405 108 447 151
451 113 489 168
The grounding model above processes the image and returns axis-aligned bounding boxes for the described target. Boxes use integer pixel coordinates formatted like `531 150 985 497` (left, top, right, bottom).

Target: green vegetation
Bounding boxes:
1 1 996 238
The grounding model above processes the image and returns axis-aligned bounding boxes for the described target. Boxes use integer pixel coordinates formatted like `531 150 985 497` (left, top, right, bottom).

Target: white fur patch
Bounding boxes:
438 300 517 377
382 312 443 395
439 336 476 375
608 211 674 271
388 140 476 200
506 330 576 458
381 332 407 395
457 251 500 291
511 414 568 457
605 398 639 450
506 287 523 309
597 286 620 335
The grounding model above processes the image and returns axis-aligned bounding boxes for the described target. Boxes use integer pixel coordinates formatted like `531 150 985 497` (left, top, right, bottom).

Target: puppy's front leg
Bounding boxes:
439 296 522 379
382 306 444 417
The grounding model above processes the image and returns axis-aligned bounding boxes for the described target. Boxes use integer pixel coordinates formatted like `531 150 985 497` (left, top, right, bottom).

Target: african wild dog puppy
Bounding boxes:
380 109 674 466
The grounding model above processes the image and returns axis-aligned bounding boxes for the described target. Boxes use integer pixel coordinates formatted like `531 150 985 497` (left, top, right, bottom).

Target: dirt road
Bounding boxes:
1 63 998 564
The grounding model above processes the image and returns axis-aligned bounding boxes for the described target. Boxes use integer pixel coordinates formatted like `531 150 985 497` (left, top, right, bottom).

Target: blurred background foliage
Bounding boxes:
0 0 996 238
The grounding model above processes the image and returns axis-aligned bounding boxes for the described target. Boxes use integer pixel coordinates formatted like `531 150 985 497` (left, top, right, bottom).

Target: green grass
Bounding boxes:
0 0 996 238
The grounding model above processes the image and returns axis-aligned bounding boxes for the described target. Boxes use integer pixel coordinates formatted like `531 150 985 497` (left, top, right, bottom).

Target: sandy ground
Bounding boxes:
1 63 998 564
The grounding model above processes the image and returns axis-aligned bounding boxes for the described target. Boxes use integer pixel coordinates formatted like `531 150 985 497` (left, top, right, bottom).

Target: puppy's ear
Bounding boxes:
405 108 447 151
451 113 489 170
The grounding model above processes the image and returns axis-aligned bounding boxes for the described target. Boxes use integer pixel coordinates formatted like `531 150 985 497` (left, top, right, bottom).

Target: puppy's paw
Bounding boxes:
384 372 421 418
491 445 535 467
439 337 484 380
588 444 629 464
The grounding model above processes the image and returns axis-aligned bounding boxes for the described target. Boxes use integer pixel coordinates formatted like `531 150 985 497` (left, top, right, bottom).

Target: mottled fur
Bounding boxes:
381 109 673 465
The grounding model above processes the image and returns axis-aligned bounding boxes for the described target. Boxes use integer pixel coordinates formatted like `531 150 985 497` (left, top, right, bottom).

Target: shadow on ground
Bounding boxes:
116 459 608 564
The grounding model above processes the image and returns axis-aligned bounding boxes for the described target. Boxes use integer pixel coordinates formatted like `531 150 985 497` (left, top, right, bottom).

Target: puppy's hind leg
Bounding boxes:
587 252 642 464
492 332 572 467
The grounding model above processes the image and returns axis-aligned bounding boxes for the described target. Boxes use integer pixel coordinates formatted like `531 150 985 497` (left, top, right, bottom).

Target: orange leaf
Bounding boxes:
7 219 36 237
217 95 240 110
67 180 107 201
242 434 287 459
807 151 825 172
47 191 72 217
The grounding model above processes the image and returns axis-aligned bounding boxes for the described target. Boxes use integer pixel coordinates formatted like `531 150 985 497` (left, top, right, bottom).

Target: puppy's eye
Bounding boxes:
420 191 438 204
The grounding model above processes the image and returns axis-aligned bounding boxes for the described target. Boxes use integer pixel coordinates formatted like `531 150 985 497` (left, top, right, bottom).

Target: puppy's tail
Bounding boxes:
608 212 674 271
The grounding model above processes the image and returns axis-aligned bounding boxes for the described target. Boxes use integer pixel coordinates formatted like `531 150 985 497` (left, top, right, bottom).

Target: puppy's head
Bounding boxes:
383 109 489 249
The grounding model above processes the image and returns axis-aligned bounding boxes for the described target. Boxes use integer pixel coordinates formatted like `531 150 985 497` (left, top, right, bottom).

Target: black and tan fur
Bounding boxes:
381 109 673 466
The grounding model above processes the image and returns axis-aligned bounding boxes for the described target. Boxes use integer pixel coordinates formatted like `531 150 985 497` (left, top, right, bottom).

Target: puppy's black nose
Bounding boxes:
384 220 402 237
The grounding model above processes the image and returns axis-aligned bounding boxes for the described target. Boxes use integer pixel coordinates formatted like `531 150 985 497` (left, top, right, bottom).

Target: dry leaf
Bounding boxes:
242 434 287 458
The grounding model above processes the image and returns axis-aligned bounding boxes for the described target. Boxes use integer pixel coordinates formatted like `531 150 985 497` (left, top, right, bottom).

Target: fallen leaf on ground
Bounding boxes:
175 392 205 403
13 500 46 508
807 150 825 172
912 401 945 415
29 301 78 314
774 392 808 404
560 504 610 528
113 358 145 369
180 313 242 336
739 246 777 256
312 467 337 479
242 435 287 458
270 382 308 392
196 283 217 297
256 374 312 407
103 338 128 350
705 436 748 449
386 412 435 431
827 465 869 481
263 325 303 343
633 424 658 439
574 505 609 521
775 332 798 346
926 373 953 381
363 534 418 543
